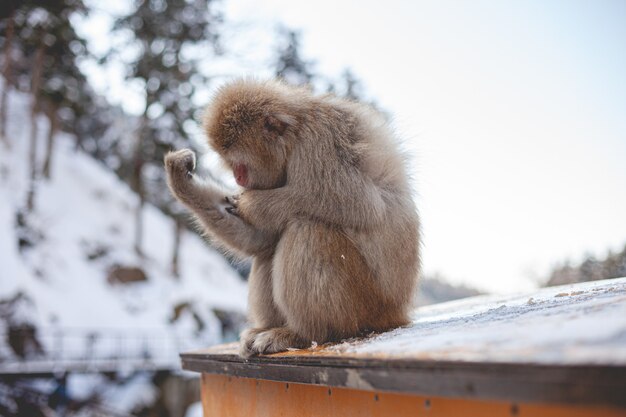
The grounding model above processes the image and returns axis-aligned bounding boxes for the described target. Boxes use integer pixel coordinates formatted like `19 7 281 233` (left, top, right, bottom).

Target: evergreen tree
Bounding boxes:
112 0 221 261
272 28 370 106
340 68 364 101
274 28 314 86
39 11 89 179
324 68 370 103
2 0 87 210
0 0 21 144
546 244 626 286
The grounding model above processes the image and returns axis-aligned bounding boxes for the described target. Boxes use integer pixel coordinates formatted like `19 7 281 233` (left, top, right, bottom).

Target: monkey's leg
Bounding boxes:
239 256 288 357
247 221 404 356
165 149 276 257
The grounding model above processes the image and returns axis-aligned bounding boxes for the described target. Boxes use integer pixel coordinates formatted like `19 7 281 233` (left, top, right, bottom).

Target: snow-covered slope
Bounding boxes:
0 89 247 363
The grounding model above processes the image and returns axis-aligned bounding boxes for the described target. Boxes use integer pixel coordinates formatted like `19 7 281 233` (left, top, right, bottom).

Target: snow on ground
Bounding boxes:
0 88 247 363
326 277 626 365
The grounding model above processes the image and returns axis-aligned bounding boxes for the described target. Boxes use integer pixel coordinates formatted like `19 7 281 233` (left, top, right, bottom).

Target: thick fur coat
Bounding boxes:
165 79 420 357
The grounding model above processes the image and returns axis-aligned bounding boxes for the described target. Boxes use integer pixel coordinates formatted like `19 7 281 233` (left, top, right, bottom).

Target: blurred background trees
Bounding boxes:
545 245 626 287
1 0 88 211
274 28 314 86
0 0 368 274
111 0 222 260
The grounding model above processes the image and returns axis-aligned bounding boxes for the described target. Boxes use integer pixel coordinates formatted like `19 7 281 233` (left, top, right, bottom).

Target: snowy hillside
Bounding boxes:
0 88 247 364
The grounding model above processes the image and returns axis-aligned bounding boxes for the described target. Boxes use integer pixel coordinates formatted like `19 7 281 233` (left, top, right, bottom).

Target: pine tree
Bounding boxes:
0 0 21 144
3 0 87 210
112 0 221 261
274 28 314 86
340 69 364 101
272 28 370 106
39 10 89 179
546 244 626 286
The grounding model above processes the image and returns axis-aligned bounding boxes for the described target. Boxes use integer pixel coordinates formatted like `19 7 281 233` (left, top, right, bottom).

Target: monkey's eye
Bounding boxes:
222 137 235 150
264 115 289 136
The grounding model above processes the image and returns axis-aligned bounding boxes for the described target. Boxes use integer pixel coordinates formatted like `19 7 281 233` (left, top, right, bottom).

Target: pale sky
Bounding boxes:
79 0 626 293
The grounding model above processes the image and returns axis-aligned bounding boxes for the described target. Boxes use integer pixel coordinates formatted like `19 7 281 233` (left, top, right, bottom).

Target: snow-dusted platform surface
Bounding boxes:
182 278 626 406
332 276 626 365
188 277 626 365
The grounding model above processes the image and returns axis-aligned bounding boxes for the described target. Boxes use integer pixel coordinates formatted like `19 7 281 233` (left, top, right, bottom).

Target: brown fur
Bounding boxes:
164 79 420 357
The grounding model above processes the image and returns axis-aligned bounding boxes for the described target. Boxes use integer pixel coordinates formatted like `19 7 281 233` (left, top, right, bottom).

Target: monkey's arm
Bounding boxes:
236 168 387 232
165 149 277 257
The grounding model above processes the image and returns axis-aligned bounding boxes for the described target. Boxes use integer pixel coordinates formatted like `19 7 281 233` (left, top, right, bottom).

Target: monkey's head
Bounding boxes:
203 80 301 190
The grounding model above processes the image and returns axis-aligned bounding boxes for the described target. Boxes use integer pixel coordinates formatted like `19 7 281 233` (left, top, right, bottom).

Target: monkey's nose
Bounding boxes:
234 163 248 187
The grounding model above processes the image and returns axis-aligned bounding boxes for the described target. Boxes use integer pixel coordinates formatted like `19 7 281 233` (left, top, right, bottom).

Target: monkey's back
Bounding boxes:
338 98 421 318
281 94 421 334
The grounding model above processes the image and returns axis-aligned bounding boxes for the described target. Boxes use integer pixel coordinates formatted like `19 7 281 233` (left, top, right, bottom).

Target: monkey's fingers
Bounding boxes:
224 195 239 207
225 206 240 217
165 149 196 179
184 157 194 173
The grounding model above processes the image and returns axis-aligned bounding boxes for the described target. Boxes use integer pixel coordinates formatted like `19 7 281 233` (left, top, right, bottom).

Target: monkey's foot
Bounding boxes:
240 327 308 358
239 327 267 358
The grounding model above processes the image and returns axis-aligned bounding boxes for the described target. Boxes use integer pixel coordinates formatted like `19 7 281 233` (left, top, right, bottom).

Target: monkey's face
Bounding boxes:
204 82 297 190
216 121 290 191
205 110 294 190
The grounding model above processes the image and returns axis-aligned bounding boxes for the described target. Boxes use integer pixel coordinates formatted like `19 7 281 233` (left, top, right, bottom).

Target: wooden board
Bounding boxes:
182 278 626 408
200 374 626 417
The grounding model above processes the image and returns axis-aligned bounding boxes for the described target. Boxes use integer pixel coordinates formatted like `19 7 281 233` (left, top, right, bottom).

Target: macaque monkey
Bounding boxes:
165 79 420 357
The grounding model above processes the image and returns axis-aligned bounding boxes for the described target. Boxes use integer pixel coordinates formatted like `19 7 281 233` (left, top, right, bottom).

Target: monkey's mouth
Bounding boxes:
233 163 248 187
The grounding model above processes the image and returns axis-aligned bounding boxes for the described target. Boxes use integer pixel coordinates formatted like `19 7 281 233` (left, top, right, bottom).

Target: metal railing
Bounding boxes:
0 327 217 375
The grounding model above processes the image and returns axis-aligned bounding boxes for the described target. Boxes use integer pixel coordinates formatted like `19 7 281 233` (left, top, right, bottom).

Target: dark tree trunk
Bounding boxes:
171 218 183 278
42 105 58 179
0 12 15 144
26 44 45 212
132 119 146 257
134 195 144 257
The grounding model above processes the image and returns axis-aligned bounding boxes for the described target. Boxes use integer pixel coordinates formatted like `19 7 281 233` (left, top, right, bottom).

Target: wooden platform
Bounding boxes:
182 277 626 416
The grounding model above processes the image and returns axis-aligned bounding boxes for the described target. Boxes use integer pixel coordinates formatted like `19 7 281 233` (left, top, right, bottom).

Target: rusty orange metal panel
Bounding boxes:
200 374 626 417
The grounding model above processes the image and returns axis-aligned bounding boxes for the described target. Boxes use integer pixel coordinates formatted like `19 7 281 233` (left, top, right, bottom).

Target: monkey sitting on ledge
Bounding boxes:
165 79 420 357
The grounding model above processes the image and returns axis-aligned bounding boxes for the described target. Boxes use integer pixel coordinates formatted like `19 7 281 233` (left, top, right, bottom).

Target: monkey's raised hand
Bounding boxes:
164 149 236 216
164 149 196 202
165 149 276 257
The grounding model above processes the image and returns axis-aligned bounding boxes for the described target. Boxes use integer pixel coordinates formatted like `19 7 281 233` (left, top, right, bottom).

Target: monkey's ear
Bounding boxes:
264 113 295 136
